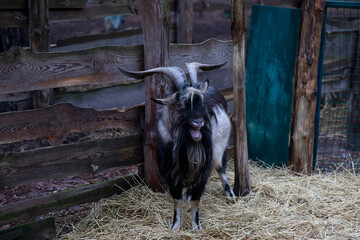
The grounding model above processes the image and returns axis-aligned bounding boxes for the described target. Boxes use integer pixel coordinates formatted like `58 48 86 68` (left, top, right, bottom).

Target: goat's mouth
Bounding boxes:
189 127 202 142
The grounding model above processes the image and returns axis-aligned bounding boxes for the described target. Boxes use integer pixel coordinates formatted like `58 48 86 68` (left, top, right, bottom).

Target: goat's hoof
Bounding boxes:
170 221 180 231
192 223 202 232
225 189 237 203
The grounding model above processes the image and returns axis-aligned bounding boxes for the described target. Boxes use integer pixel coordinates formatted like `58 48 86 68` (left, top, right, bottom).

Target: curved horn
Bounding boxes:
118 66 187 90
185 61 227 86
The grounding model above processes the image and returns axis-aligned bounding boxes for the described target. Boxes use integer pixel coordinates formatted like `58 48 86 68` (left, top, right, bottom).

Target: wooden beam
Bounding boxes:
55 28 143 47
0 217 55 240
28 0 50 53
52 29 144 52
28 0 53 109
176 0 193 43
0 0 85 9
0 174 141 226
0 39 232 95
139 0 170 192
0 134 143 189
0 103 143 145
288 0 325 174
230 0 250 197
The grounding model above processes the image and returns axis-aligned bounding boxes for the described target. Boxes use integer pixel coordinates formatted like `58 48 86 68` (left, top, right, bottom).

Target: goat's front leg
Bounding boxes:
191 200 202 231
171 198 182 230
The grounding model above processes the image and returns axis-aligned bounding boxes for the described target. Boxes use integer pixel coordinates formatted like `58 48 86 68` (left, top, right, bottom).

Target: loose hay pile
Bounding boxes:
59 161 360 239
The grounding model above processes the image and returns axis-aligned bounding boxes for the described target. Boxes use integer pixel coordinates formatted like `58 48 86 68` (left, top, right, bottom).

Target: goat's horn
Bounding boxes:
118 66 187 90
185 61 227 86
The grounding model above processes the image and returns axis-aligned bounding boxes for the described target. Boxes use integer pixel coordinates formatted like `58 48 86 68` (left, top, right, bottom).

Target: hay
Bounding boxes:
59 161 360 239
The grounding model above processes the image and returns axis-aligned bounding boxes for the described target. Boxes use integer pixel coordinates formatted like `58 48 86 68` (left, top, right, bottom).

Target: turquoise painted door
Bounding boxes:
246 5 301 166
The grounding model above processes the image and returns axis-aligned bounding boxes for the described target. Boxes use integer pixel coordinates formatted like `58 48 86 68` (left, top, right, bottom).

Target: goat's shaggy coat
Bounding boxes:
118 61 234 230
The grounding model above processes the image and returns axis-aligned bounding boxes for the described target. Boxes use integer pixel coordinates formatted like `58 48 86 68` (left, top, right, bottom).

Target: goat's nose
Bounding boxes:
192 117 204 128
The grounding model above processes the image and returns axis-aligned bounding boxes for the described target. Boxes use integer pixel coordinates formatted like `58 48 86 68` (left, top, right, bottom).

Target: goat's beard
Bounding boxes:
172 124 212 186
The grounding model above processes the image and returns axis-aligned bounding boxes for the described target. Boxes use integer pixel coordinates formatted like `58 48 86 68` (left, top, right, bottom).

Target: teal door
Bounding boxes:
246 5 302 166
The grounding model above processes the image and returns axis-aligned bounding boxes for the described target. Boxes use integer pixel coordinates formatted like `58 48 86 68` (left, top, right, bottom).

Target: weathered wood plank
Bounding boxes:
0 174 141 226
231 0 250 197
52 29 144 52
0 103 143 145
54 75 233 112
245 6 301 167
0 92 31 102
289 0 325 174
0 217 55 240
0 0 85 9
0 10 28 27
140 0 170 192
52 24 178 52
0 134 143 189
0 39 232 95
176 0 193 43
55 28 143 48
0 45 143 94
28 0 53 109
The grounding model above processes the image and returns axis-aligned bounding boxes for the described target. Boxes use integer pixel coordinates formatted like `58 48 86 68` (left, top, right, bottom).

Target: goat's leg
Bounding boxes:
169 184 183 230
190 182 208 231
171 198 182 230
191 200 202 231
214 152 236 202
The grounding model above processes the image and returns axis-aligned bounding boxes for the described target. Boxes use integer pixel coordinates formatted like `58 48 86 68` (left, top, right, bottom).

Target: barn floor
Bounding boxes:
58 160 360 240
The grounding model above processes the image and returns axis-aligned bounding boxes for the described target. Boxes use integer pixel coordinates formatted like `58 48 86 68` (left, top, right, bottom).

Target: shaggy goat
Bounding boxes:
118 61 234 231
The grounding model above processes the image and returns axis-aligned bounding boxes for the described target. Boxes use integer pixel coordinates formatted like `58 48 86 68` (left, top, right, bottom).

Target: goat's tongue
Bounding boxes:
190 128 201 140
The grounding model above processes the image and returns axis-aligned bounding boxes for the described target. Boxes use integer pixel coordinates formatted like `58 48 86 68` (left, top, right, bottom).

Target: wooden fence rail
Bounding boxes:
0 39 232 95
0 133 144 189
0 103 143 145
0 174 141 226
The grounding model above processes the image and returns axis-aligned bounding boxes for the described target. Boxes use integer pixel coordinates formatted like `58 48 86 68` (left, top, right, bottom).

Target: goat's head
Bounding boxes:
118 61 226 142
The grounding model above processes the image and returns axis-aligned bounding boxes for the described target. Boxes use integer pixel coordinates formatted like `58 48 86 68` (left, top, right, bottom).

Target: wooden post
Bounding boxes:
28 0 53 108
346 31 360 150
231 0 250 197
139 0 171 192
176 0 193 43
288 0 325 174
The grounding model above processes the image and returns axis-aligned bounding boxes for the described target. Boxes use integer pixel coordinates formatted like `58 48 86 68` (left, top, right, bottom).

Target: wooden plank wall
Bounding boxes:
0 0 302 27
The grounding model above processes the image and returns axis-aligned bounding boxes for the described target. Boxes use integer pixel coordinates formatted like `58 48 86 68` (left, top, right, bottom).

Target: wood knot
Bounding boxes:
315 3 323 12
145 131 157 145
311 91 317 100
306 57 313 65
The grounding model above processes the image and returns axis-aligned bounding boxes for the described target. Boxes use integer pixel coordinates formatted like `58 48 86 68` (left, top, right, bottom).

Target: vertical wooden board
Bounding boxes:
245 5 301 166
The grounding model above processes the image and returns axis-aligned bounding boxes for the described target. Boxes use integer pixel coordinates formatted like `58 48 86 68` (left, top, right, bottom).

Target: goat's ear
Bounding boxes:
151 92 177 105
199 80 209 93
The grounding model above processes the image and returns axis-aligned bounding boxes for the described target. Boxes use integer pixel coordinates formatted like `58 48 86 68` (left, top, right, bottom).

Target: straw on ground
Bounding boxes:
59 160 360 239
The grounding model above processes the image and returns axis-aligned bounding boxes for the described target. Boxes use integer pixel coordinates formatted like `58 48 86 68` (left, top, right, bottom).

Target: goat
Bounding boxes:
118 61 235 231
